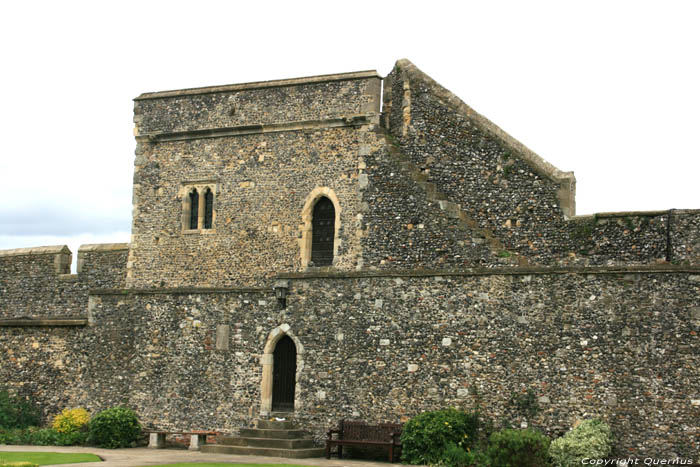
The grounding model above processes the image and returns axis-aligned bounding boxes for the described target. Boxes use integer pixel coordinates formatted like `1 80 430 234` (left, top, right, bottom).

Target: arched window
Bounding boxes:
182 182 217 232
204 188 214 229
189 189 199 230
311 197 335 266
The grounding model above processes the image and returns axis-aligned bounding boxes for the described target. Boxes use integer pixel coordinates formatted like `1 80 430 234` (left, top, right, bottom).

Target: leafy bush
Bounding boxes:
27 427 87 446
87 407 141 448
0 427 31 445
0 426 86 446
401 408 479 465
485 428 551 467
0 389 41 429
430 442 479 467
52 408 89 433
549 419 613 467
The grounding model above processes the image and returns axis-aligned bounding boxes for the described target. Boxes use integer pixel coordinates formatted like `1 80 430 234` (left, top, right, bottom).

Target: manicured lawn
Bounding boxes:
0 451 101 465
140 464 314 467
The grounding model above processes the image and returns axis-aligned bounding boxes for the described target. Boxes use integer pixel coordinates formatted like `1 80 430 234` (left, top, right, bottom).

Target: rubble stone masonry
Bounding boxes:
1 61 698 460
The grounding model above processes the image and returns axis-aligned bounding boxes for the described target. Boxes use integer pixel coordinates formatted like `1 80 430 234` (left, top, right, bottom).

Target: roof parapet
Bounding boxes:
135 70 381 101
394 59 577 217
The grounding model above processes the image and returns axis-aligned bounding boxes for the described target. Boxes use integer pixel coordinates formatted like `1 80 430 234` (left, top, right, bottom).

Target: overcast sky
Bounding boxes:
1 1 698 270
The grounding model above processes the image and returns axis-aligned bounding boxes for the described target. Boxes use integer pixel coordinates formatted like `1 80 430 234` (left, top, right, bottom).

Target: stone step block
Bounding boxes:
439 200 461 218
219 436 246 446
201 444 325 458
241 437 314 449
239 428 306 439
257 419 296 430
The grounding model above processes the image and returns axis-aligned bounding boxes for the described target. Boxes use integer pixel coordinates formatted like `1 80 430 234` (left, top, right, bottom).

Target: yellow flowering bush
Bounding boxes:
52 408 90 433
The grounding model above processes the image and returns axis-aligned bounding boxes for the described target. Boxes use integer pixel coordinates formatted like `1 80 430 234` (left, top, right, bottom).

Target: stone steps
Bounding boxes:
201 417 323 459
388 136 526 266
202 444 325 458
239 427 306 439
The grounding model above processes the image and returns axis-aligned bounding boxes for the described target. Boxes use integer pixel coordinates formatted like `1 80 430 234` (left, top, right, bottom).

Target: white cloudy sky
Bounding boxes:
1 1 698 270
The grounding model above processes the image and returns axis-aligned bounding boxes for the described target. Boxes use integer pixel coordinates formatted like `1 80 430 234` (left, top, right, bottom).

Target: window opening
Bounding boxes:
311 197 335 266
204 188 214 229
189 189 199 230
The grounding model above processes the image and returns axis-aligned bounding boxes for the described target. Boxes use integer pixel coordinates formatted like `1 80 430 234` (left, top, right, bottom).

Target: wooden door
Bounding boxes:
272 335 296 412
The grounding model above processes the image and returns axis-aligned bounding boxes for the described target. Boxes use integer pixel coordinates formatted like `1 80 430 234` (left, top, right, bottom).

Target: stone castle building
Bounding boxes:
1 59 699 458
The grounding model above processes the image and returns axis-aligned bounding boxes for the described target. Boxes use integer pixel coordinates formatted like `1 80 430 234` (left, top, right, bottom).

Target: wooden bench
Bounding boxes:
326 420 403 462
147 430 218 450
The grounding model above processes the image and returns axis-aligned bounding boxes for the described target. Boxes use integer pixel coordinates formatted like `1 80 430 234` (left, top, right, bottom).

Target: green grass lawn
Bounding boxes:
139 464 314 467
0 451 101 465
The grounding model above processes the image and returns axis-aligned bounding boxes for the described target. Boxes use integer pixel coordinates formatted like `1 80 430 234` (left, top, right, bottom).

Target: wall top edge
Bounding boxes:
0 245 71 257
78 243 130 253
278 264 700 280
571 208 700 220
135 70 381 101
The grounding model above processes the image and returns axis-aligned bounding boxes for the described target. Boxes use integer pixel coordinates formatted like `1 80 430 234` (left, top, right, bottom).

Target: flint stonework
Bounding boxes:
0 60 698 460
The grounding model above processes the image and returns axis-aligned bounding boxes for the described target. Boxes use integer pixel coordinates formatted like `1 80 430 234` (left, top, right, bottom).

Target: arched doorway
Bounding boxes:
311 197 335 266
272 335 297 412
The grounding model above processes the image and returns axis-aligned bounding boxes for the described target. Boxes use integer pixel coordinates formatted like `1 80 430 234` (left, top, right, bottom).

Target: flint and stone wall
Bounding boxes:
0 244 127 319
384 60 700 267
128 72 382 288
1 63 699 462
1 268 698 459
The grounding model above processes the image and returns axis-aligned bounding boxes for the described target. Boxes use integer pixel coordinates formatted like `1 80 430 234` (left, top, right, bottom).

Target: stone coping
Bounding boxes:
0 317 88 327
0 245 71 257
395 58 576 214
91 287 271 296
78 243 130 252
135 70 381 101
0 243 132 257
278 264 700 280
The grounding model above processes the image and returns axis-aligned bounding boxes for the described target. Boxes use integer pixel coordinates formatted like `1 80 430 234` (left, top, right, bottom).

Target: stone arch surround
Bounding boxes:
299 187 342 269
259 324 305 416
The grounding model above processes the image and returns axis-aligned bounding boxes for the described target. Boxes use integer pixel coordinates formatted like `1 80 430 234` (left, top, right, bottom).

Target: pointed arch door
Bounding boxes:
271 335 296 412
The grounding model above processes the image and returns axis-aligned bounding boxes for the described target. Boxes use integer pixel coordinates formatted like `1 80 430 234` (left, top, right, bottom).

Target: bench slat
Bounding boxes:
326 420 403 463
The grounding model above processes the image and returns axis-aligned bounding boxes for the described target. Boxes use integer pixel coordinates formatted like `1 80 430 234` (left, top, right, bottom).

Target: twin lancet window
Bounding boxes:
183 184 216 232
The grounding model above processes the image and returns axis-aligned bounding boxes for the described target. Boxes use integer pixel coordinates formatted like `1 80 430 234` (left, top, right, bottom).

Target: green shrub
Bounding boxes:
0 427 31 445
87 407 141 448
52 408 89 433
401 408 479 465
27 427 87 446
0 389 41 429
431 442 472 467
549 419 613 467
485 428 551 467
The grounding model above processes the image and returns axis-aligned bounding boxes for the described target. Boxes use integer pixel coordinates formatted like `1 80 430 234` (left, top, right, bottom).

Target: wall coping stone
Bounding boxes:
0 317 88 327
78 243 130 252
279 264 700 280
0 245 71 257
91 287 271 296
135 70 381 101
